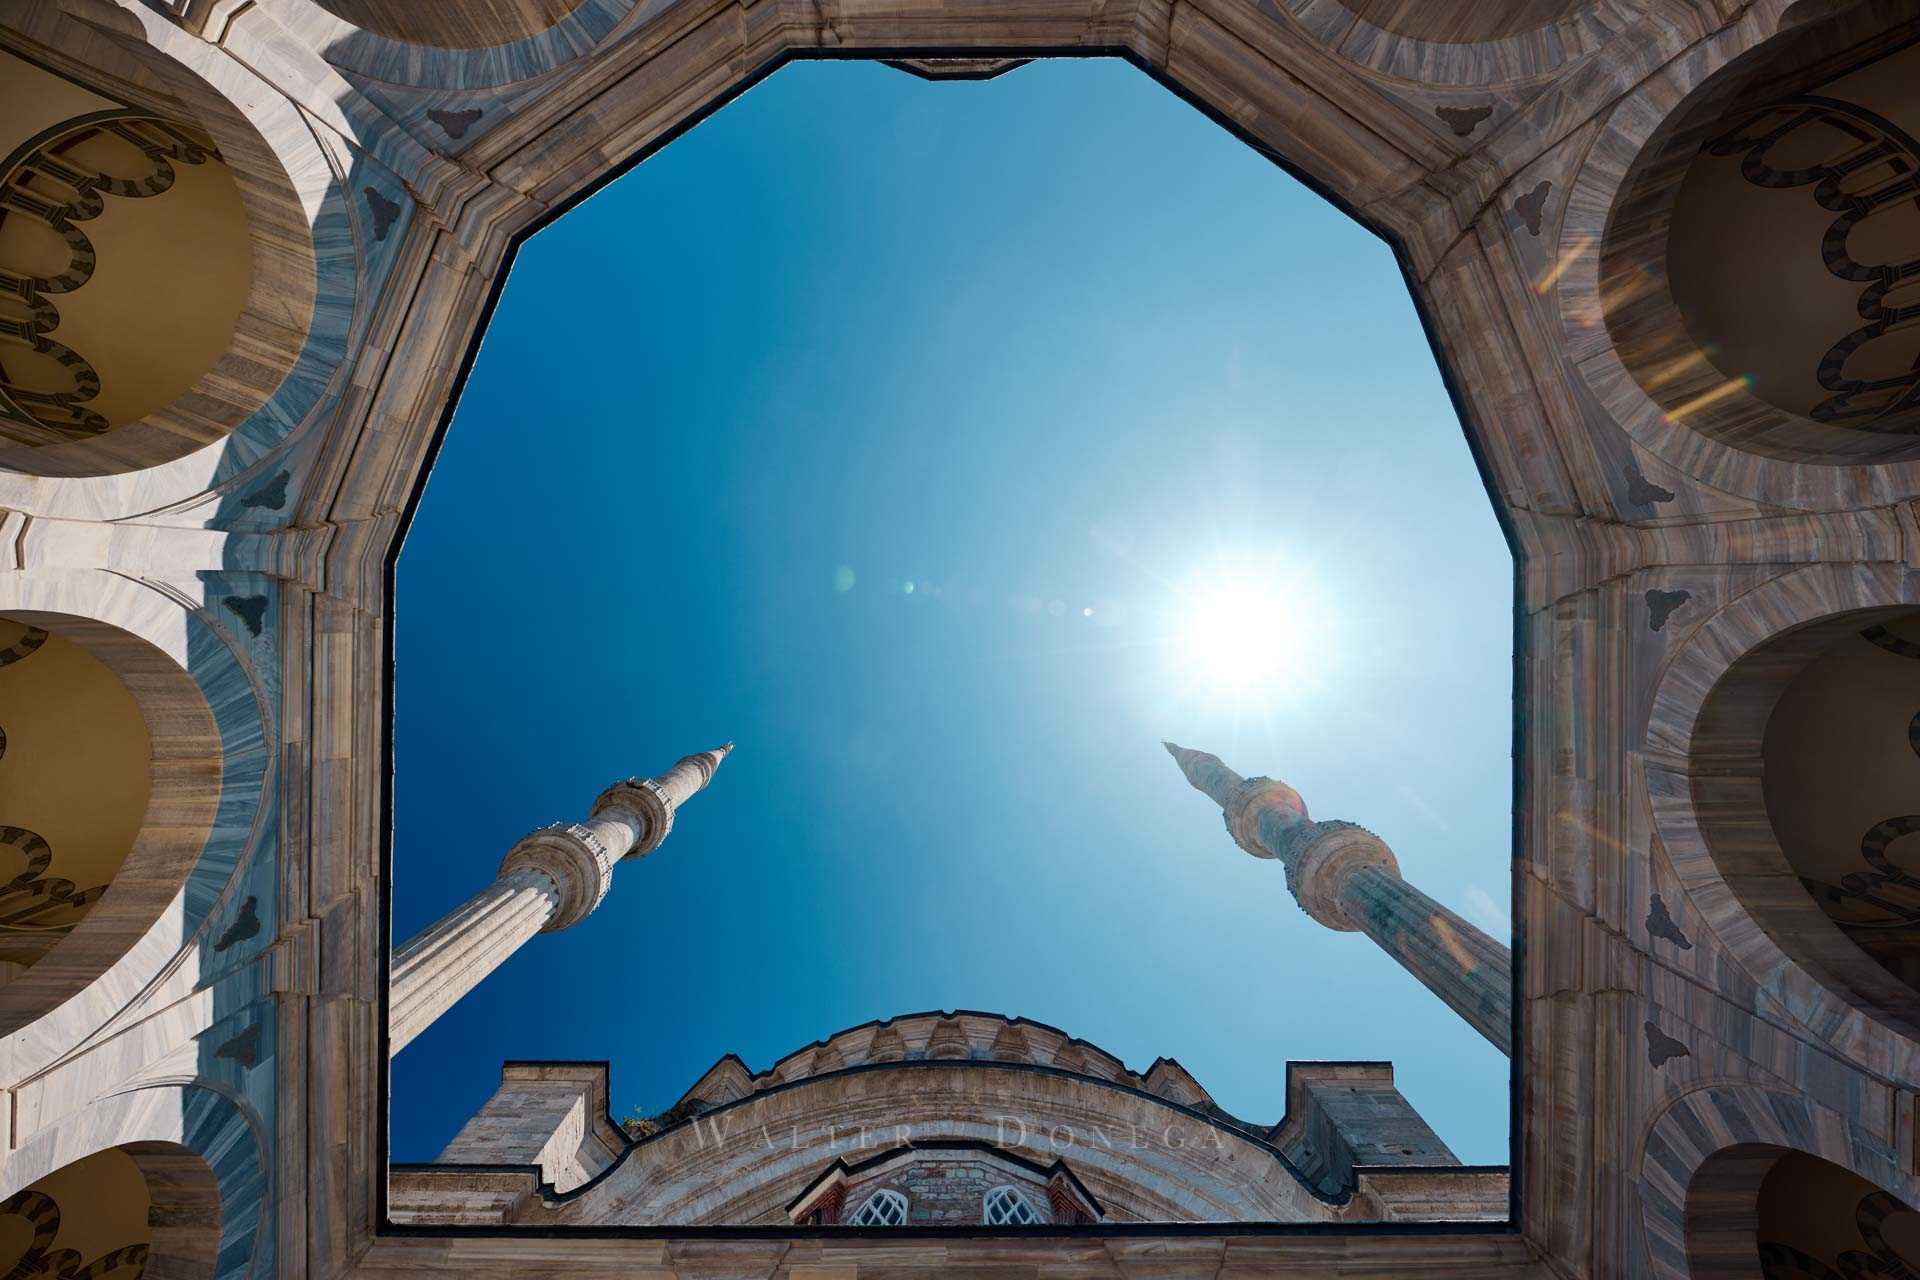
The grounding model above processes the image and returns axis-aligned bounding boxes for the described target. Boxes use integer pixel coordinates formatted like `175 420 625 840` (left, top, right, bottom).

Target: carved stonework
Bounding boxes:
498 822 614 933
0 1187 148 1278
0 619 110 969
0 824 106 967
0 113 220 445
1801 627 1920 950
1288 821 1403 935
1704 96 1920 433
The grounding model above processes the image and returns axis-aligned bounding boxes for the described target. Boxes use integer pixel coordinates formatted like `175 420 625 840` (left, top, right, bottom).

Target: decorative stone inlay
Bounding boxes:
1645 588 1690 632
1436 104 1492 137
213 895 260 951
1513 181 1550 235
0 1186 147 1278
364 188 402 241
427 108 484 139
1624 465 1676 505
0 626 49 667
1645 894 1692 950
239 470 290 511
1643 1020 1689 1068
0 824 105 968
0 113 221 444
1703 97 1920 434
215 1022 263 1068
223 594 268 637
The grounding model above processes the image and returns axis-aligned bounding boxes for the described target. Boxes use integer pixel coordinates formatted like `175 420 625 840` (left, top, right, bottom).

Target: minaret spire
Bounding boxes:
388 744 732 1055
1165 742 1511 1056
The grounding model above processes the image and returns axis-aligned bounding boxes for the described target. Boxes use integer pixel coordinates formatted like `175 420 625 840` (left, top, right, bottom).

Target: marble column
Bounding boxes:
389 744 731 1054
1164 742 1511 1056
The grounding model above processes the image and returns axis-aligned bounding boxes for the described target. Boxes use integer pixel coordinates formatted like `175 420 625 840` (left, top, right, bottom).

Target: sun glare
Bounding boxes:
1173 570 1324 698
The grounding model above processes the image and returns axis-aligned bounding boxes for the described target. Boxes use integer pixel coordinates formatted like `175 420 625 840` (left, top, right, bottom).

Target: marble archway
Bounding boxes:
1646 564 1920 1074
0 616 154 980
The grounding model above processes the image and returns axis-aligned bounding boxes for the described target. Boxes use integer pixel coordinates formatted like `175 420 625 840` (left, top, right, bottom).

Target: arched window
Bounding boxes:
983 1185 1043 1226
845 1188 908 1227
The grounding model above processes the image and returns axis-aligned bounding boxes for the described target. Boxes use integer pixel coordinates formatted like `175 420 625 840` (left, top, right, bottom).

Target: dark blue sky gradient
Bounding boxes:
391 57 1514 1170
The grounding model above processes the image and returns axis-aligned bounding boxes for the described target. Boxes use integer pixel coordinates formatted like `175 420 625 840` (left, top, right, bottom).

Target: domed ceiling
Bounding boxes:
314 0 584 47
1339 0 1587 43
1763 612 1920 989
0 50 251 448
1667 39 1920 435
0 617 151 974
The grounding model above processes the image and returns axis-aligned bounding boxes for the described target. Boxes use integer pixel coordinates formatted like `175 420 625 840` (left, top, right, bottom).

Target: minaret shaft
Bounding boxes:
390 865 558 1054
388 745 731 1056
1166 742 1511 1057
1341 864 1512 1055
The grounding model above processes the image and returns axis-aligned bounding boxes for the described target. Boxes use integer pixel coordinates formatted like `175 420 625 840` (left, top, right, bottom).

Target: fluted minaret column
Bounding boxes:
389 744 731 1054
1165 742 1511 1056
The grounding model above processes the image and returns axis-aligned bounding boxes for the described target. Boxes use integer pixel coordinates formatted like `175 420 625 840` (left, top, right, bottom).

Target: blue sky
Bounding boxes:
391 57 1514 1177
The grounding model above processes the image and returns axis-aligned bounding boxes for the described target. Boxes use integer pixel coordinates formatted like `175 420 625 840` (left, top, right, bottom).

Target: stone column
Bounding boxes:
389 744 731 1055
1164 742 1511 1056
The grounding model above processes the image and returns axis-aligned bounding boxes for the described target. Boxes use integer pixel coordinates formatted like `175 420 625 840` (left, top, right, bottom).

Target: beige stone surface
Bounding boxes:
4 0 1920 1274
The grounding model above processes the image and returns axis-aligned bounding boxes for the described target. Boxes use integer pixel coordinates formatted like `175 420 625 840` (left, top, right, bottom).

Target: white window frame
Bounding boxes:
846 1188 909 1227
982 1185 1043 1226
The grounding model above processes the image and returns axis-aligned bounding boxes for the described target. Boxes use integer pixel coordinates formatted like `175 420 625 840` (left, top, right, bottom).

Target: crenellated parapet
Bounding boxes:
668 1011 1228 1116
394 1015 1502 1228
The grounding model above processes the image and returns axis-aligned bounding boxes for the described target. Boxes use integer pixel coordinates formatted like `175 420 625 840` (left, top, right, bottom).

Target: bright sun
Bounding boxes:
1174 572 1319 696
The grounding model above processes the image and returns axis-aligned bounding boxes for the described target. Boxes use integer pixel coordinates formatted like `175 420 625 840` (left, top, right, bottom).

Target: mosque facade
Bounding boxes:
381 744 1509 1229
2 0 1920 1274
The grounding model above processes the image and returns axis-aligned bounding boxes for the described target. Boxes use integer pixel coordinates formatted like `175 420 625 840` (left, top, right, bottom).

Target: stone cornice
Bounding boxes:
498 823 614 933
676 1010 1225 1115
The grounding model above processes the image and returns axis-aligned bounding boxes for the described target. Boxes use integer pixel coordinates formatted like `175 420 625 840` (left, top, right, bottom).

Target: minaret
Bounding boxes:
1164 742 1511 1056
389 745 731 1054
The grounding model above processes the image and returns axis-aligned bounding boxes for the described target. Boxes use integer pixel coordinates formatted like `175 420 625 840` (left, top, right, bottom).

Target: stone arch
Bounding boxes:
256 0 639 91
544 1063 1346 1226
0 609 218 1039
1559 0 1920 506
0 1141 219 1278
0 2 352 515
0 572 269 1060
1275 0 1645 87
0 617 156 971
1645 562 1920 1078
1636 1084 1912 1280
0 1080 266 1279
